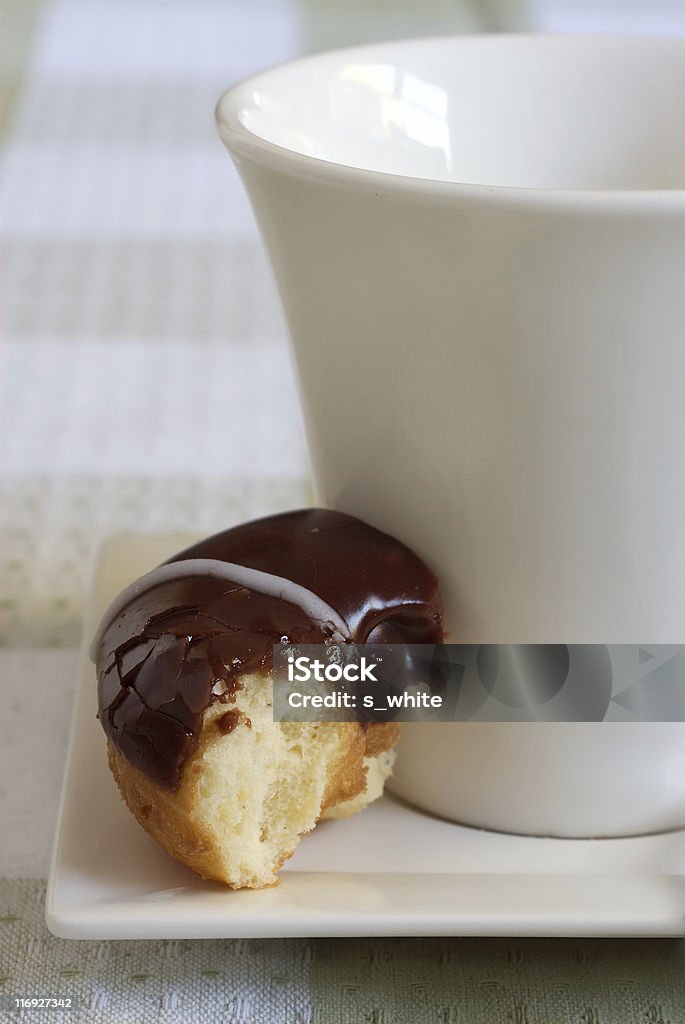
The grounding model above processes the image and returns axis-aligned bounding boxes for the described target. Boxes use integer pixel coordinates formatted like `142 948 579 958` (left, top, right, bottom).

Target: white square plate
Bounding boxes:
47 536 685 939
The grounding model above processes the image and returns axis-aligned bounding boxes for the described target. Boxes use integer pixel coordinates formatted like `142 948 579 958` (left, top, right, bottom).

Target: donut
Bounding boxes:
93 509 443 889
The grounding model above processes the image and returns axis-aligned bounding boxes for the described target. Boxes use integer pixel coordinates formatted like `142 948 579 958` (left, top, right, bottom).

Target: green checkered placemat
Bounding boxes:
2 879 685 1023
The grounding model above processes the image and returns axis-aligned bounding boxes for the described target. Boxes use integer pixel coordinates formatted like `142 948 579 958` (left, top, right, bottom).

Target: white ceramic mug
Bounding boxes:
217 35 685 837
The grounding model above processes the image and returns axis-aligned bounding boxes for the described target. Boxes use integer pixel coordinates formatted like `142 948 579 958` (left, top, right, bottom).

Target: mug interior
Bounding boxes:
223 35 685 191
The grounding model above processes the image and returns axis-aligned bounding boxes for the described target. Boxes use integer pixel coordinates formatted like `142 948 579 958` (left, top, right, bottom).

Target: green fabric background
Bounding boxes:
2 880 685 1022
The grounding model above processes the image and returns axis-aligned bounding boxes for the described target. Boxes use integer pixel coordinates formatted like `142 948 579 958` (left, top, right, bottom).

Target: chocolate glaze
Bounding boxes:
95 509 443 790
216 709 252 735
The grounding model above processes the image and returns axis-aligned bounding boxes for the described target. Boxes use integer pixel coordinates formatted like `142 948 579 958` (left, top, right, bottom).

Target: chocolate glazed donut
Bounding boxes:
92 509 443 888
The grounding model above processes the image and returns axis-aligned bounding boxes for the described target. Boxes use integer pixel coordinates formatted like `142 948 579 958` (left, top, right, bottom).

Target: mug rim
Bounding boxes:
216 33 685 212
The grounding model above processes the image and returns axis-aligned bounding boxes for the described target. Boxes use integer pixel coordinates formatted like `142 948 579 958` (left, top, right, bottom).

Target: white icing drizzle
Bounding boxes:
89 558 351 662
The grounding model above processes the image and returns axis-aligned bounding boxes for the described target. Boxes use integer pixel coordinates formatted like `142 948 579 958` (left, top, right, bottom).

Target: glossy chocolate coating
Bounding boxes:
96 509 443 790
